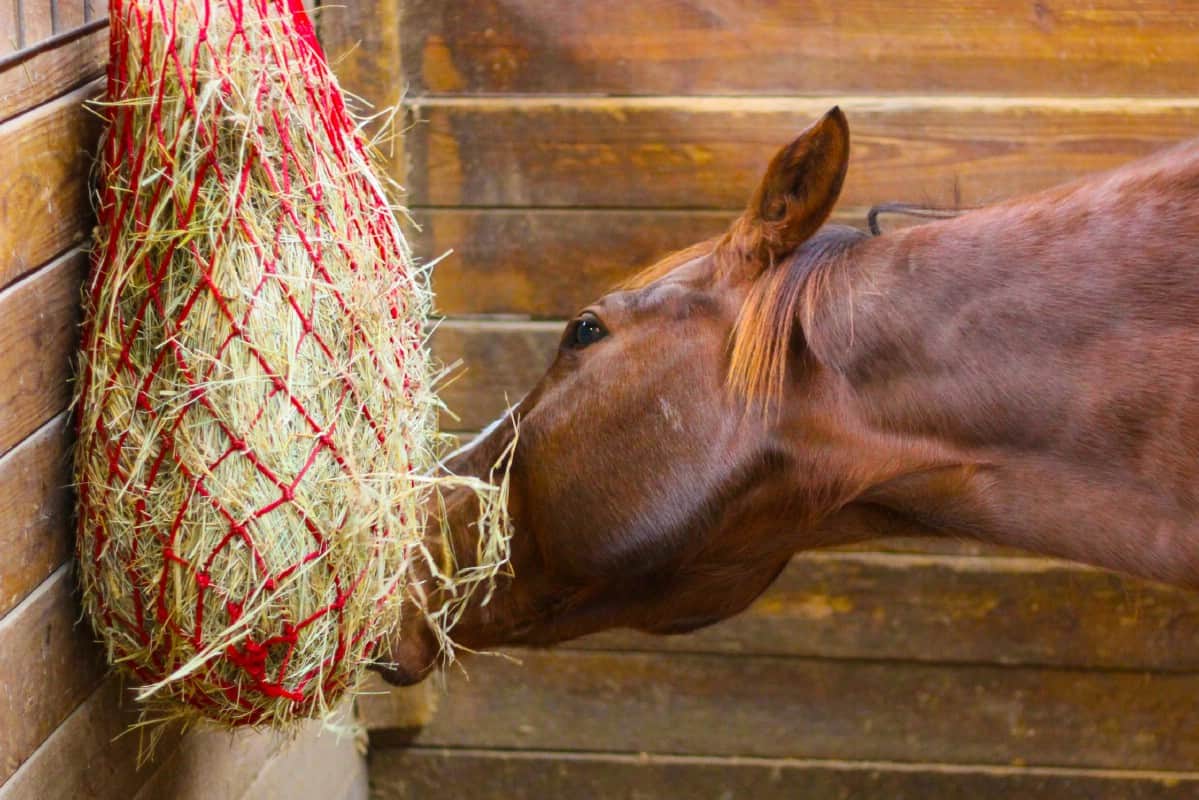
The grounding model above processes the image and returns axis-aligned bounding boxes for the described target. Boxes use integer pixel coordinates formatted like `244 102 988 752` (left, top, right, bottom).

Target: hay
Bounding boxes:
75 0 509 729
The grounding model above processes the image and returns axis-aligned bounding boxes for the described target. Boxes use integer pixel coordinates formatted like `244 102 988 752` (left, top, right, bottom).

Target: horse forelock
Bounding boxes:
609 225 866 412
724 225 867 409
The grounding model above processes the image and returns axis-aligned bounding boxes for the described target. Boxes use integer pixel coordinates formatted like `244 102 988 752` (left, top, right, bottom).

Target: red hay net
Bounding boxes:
76 0 436 727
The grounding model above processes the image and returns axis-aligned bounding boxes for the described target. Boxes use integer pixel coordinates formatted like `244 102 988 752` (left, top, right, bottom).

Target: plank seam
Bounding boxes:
0 18 106 73
370 744 1199 782
487 645 1199 678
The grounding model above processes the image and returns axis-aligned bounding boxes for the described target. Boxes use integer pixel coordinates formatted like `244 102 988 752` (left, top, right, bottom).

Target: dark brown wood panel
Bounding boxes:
0 249 86 458
377 649 1199 770
0 566 107 787
0 81 102 290
431 319 557 430
371 748 1199 800
0 25 106 124
0 413 72 618
406 98 1199 210
421 208 732 317
400 0 1199 97
577 552 1199 671
0 678 184 800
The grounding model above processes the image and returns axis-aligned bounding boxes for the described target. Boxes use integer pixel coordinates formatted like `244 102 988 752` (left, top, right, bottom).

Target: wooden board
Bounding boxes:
0 678 184 800
371 748 1199 800
399 0 1199 97
0 25 106 124
0 2 17 57
372 649 1199 771
431 319 557 430
575 552 1199 671
0 249 86 458
18 1 53 47
420 208 734 317
0 413 72 618
0 566 107 786
405 97 1199 210
0 81 102 290
316 0 403 161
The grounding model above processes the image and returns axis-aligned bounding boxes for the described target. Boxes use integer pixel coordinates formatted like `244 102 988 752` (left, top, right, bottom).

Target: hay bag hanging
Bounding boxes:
76 0 507 728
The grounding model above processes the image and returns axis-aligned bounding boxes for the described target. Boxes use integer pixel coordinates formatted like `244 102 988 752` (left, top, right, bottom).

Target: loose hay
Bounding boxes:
75 0 510 729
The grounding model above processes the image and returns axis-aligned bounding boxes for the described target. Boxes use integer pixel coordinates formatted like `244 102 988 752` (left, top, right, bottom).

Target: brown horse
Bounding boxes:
377 108 1199 684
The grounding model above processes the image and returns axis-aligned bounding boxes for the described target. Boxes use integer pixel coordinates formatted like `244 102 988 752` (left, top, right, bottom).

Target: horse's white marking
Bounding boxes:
659 396 685 433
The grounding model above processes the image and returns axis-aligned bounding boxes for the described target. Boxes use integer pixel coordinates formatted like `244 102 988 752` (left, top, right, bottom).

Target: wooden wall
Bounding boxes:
0 4 369 798
364 1 1199 798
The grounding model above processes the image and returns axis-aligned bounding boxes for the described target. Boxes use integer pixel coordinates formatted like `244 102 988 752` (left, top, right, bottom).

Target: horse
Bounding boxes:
376 108 1199 685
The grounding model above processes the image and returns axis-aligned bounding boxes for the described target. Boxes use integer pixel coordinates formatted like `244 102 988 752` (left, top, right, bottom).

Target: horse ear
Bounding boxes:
739 107 850 267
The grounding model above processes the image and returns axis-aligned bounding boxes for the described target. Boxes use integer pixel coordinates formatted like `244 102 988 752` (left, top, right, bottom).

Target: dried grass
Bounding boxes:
75 0 510 730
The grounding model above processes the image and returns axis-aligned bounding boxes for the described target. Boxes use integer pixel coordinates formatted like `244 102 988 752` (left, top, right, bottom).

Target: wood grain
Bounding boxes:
431 319 557 430
0 25 106 124
0 249 86 458
371 748 1199 800
375 649 1199 770
0 566 106 786
399 0 1199 97
0 2 17 56
18 1 53 48
0 413 73 618
0 677 184 800
421 208 734 317
0 81 102 290
316 0 405 178
405 97 1199 210
576 551 1199 671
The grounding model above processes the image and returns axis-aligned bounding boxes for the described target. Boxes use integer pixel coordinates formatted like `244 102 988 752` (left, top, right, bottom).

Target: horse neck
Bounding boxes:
801 158 1199 587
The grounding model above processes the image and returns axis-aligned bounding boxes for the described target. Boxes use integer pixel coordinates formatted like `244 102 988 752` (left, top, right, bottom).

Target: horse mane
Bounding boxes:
725 225 868 408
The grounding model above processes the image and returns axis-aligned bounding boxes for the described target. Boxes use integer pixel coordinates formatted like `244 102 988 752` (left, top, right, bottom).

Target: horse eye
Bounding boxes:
571 315 607 348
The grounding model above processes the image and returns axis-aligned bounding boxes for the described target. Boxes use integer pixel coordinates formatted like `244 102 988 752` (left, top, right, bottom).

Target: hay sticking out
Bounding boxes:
75 0 510 729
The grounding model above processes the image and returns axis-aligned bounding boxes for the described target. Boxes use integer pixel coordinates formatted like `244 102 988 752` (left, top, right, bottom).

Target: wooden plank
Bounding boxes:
317 0 403 164
0 81 102 290
0 2 17 56
575 552 1199 671
430 319 556 430
371 649 1199 770
405 97 1199 210
52 0 87 33
422 209 734 317
0 413 72 618
0 677 184 800
0 248 86 458
399 0 1199 98
18 2 53 49
371 748 1199 800
0 566 107 786
0 25 107 124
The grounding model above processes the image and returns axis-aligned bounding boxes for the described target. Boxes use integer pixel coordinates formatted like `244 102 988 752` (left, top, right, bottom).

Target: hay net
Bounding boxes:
76 0 509 729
